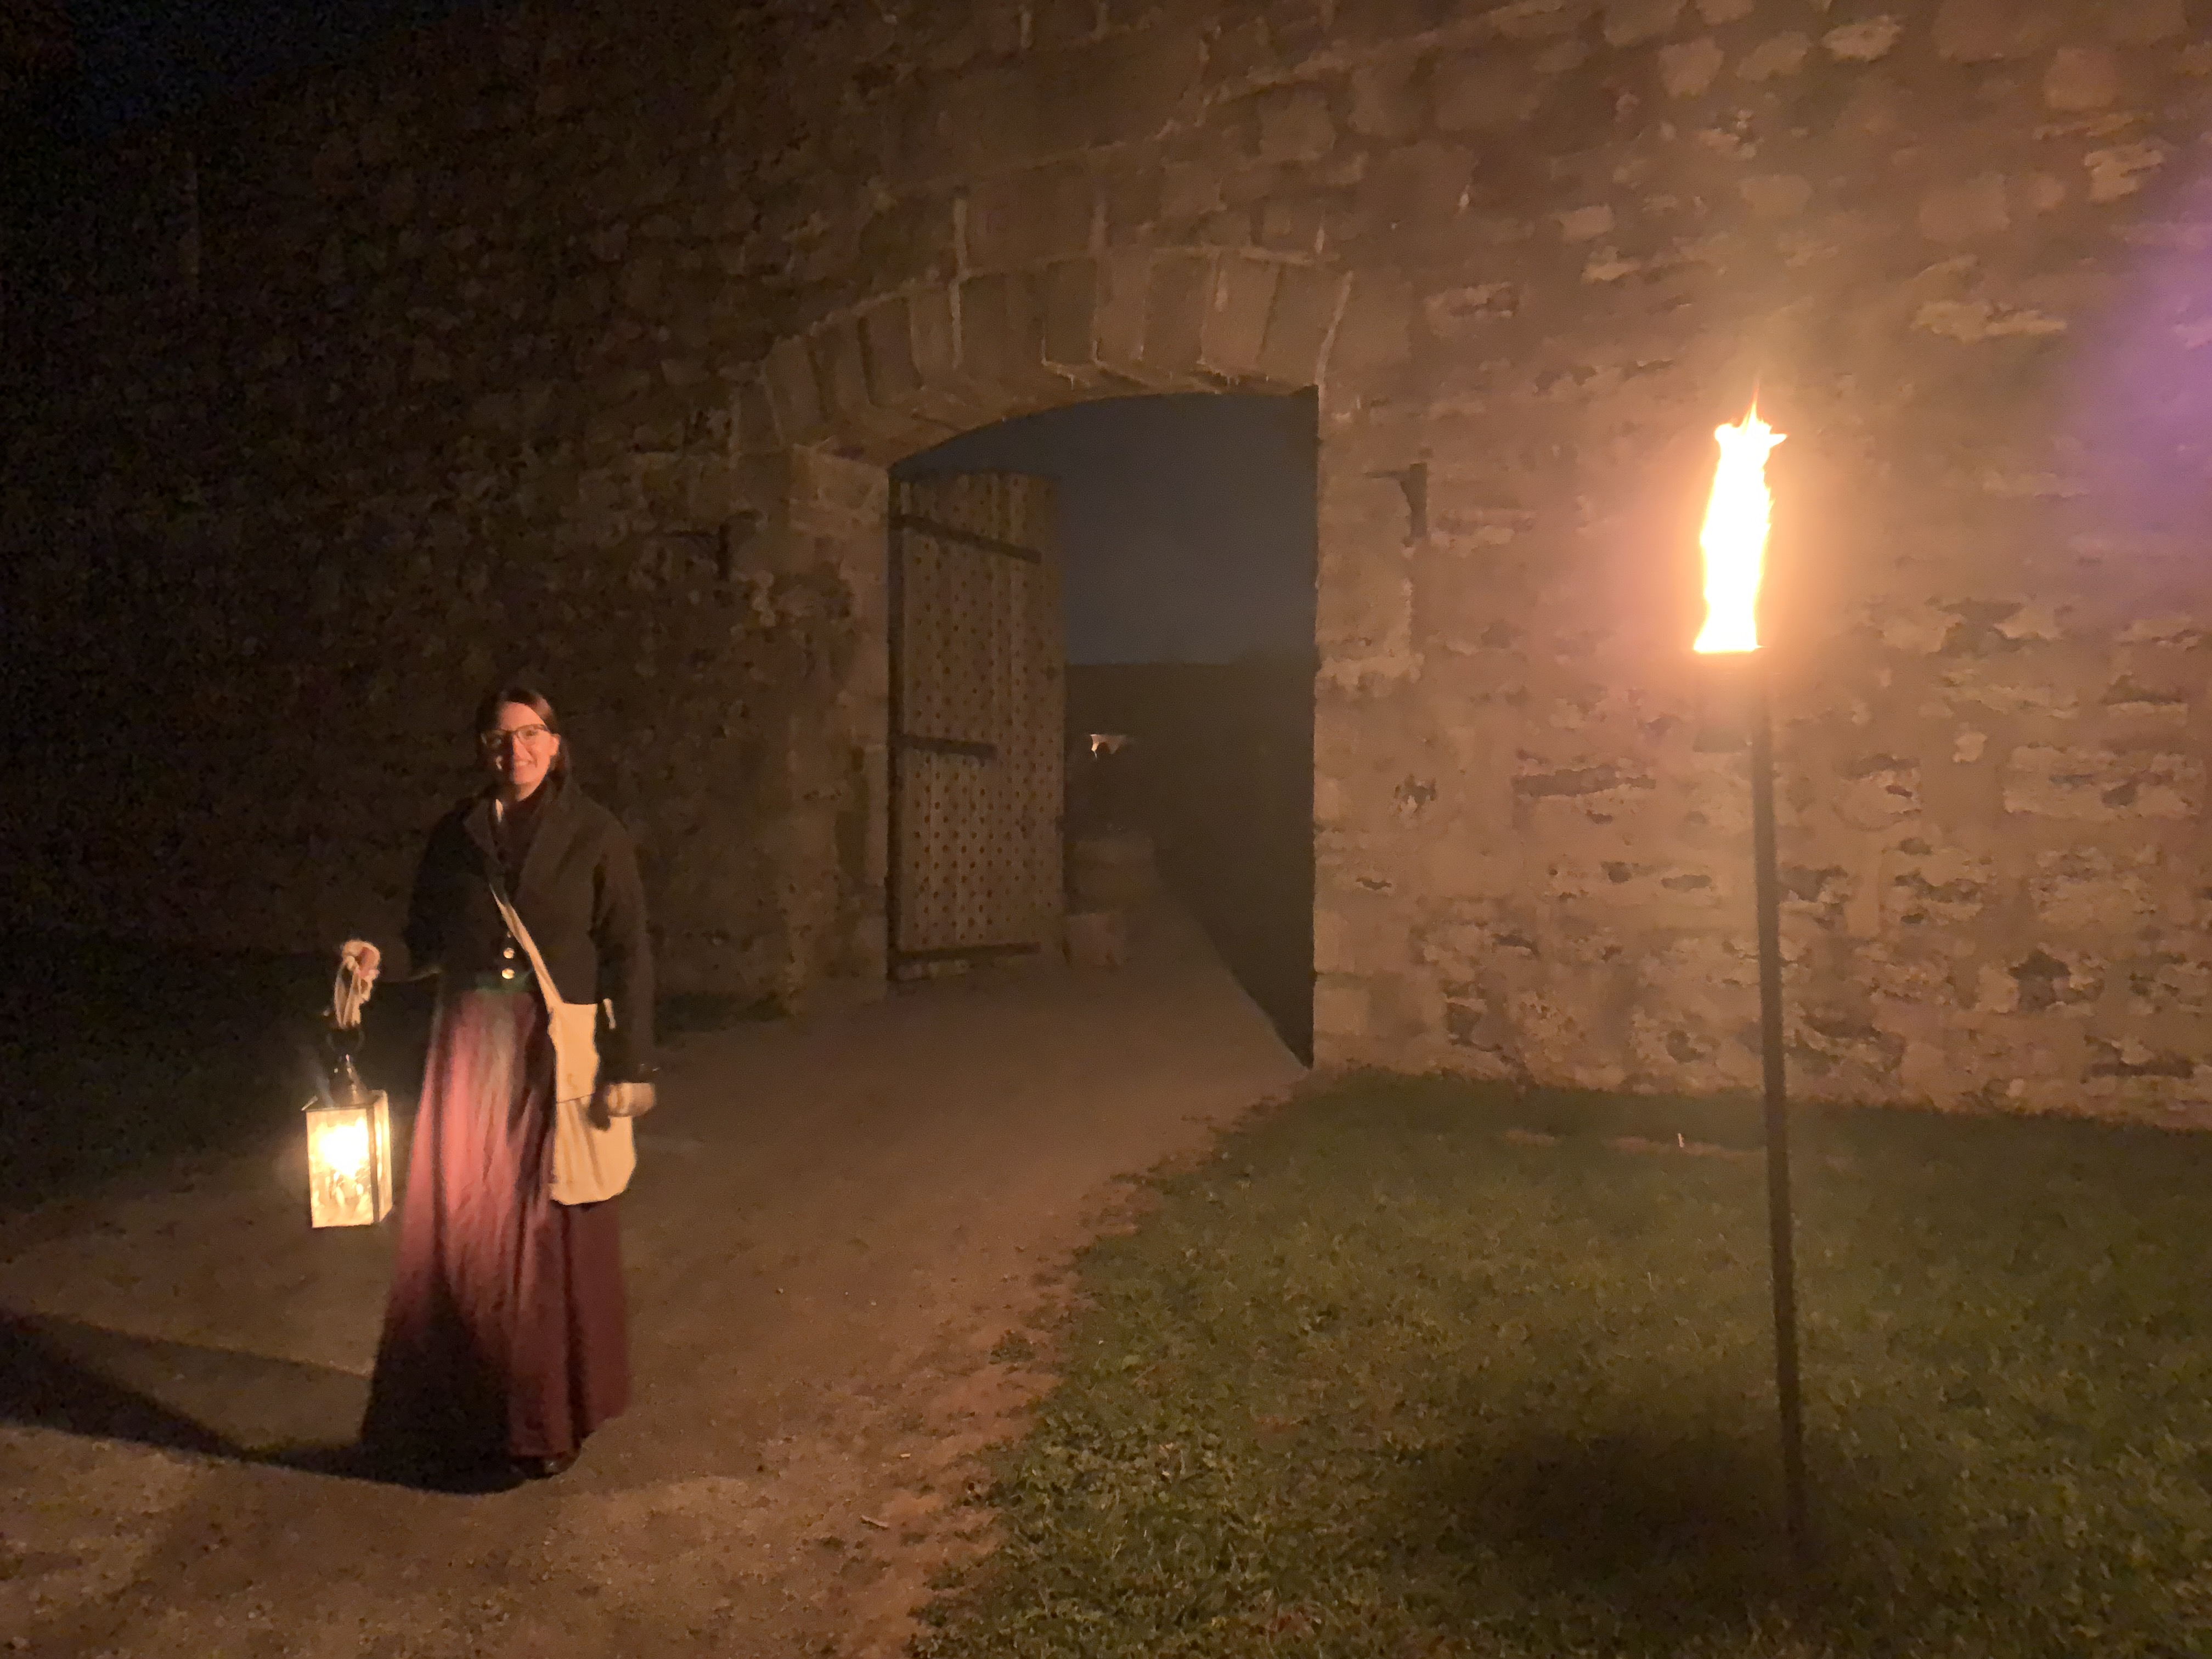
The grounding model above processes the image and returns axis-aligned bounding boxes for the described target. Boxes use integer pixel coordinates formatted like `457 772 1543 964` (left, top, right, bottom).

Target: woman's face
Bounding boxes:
481 701 561 799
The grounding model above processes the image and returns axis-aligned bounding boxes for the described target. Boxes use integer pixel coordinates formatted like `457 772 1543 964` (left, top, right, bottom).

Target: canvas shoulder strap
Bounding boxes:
487 876 555 1000
484 871 602 1102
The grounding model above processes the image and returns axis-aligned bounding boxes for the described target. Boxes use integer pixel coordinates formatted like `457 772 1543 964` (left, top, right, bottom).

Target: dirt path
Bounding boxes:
0 902 1302 1657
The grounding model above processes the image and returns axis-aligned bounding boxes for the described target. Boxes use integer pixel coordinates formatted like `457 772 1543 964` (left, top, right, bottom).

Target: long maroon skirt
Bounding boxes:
360 985 628 1466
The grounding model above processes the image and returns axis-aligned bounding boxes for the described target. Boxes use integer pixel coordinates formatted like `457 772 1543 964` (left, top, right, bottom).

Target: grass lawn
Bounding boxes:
915 1074 2212 1658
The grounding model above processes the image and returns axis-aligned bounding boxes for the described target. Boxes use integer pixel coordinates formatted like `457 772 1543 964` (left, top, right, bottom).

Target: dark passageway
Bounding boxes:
894 393 1318 1060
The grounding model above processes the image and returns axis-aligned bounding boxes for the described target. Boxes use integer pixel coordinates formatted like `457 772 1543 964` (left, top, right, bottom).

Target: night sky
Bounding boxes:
901 394 1317 666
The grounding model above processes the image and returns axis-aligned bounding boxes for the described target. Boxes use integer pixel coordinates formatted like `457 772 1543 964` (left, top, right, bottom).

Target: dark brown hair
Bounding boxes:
473 681 571 781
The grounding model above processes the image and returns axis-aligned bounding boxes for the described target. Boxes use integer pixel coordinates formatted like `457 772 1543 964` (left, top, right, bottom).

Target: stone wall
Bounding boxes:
0 5 885 1008
7 0 2212 1115
1294 0 2212 1125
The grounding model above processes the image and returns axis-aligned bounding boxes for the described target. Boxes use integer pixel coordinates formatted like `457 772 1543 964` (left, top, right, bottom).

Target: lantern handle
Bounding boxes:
331 953 374 1032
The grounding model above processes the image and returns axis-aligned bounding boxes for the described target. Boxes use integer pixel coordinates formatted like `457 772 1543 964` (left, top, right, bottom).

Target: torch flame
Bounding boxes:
1692 404 1786 654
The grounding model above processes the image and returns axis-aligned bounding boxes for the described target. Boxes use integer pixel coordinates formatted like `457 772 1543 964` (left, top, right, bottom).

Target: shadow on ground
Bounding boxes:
1481 1429 1782 1583
1413 1417 1785 1586
0 1311 536 1493
1384 1412 1869 1647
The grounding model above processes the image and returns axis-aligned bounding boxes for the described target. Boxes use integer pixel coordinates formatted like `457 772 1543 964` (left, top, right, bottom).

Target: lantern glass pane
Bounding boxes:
305 1091 394 1227
373 1094 394 1221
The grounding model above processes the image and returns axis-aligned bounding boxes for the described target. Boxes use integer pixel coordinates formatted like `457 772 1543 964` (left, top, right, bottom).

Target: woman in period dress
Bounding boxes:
338 684 656 1481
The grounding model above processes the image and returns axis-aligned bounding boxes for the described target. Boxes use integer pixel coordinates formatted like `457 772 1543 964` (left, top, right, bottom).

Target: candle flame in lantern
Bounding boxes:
319 1118 371 1180
1693 405 1786 654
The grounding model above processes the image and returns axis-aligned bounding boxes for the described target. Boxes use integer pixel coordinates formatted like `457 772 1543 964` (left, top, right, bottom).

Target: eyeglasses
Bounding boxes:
479 724 555 750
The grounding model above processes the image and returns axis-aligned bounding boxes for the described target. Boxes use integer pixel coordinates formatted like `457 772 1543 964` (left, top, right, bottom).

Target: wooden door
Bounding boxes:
888 472 1064 979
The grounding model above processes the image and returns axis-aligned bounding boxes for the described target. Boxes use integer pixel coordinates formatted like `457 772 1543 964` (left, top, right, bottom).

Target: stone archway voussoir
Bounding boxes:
743 247 1346 461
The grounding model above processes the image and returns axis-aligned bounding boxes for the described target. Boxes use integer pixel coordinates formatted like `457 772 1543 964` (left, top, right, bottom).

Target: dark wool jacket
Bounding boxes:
379 778 656 1081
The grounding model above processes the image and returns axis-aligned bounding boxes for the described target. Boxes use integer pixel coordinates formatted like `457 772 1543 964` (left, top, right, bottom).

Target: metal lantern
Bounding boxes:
305 1040 394 1228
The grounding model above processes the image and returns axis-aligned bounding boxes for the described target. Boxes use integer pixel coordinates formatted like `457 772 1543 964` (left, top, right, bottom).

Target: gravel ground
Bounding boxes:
0 901 1301 1658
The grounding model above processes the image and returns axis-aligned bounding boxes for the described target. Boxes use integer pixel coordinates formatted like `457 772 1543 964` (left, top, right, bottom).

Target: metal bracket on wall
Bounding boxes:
654 514 761 588
1370 461 1428 542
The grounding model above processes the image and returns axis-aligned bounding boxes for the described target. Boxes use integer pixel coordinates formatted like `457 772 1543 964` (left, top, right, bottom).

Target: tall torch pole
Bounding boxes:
1695 407 1809 1566
1750 667 1809 1564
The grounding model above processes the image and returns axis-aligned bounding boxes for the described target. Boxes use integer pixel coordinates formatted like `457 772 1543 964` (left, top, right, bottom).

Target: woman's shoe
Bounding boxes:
512 1449 580 1480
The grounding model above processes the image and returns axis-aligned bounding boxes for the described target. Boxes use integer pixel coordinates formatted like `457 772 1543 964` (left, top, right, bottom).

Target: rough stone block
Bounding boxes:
1740 173 1812 218
1046 22 1205 152
1093 247 1153 374
958 269 1048 388
1160 156 1226 222
859 297 923 409
1919 173 2012 241
1140 251 1211 375
2085 140 2166 202
2001 745 2203 820
1422 283 1518 336
966 161 1095 270
763 335 827 444
896 59 1039 183
1558 203 1616 241
1350 55 1424 139
2043 44 2119 111
905 285 962 393
1259 192 1327 253
1199 254 1279 379
1602 0 1685 48
1256 84 1338 163
1492 0 1598 42
1317 545 1412 656
2105 0 2187 43
1313 977 1372 1042
1934 0 2062 62
732 375 779 456
1737 31 1810 80
1257 262 1345 387
1040 258 1100 371
1100 159 1164 240
1824 17 1905 61
1325 268 1413 378
1032 0 1103 49
792 445 887 526
2030 849 2157 932
811 318 874 431
1658 37 1724 96
1353 140 1477 242
1432 50 1544 131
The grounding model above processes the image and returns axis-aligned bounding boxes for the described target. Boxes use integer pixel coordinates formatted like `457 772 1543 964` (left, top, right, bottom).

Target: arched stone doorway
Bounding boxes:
737 244 1343 1030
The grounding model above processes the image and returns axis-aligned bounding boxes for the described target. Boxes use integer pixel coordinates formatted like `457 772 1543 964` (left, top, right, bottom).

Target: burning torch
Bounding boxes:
1693 404 1810 1565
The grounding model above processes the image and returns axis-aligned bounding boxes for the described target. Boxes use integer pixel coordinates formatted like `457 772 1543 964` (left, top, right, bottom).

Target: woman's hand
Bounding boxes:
332 939 382 1030
598 1080 656 1119
339 940 382 984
